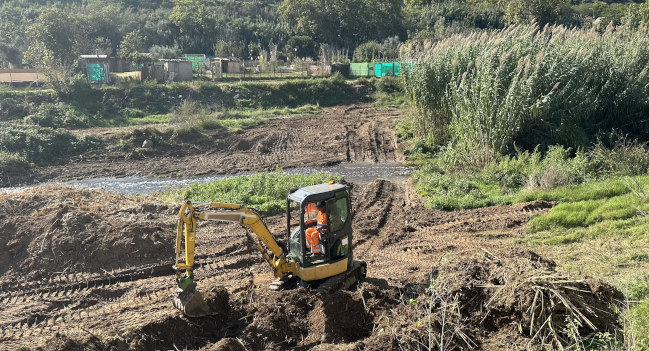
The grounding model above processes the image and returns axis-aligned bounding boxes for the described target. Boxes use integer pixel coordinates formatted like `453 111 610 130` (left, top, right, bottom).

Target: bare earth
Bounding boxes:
34 104 403 183
0 106 621 350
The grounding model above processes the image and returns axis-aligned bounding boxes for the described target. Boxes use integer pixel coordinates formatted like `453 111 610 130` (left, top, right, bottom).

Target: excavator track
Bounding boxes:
317 261 367 293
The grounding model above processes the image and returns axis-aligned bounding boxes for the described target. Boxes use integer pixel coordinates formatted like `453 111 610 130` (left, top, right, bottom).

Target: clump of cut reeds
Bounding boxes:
403 23 649 165
376 250 624 349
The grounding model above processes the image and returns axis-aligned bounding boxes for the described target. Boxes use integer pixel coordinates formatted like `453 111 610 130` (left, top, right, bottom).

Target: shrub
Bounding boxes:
24 102 90 128
0 125 102 165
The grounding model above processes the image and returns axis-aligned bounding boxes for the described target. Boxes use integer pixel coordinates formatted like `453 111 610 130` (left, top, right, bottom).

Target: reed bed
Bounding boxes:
403 23 649 164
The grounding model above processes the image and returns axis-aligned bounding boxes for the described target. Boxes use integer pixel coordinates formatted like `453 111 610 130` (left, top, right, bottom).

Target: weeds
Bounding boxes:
413 141 649 210
160 172 342 215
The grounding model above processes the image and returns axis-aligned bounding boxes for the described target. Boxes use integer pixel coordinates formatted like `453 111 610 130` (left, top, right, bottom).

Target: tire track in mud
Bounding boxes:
32 104 403 183
0 178 553 349
350 180 553 286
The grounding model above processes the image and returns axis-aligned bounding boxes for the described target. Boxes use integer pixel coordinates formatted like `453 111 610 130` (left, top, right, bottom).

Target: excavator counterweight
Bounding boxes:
172 182 365 317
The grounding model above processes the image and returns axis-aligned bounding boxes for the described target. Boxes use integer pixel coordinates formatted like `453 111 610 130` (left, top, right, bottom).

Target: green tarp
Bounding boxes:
181 56 204 69
374 62 401 77
350 63 374 77
87 63 105 82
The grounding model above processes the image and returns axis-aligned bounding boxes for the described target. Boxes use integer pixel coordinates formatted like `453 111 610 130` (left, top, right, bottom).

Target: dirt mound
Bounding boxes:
308 290 373 343
240 289 372 349
369 249 623 350
200 338 245 351
0 186 175 280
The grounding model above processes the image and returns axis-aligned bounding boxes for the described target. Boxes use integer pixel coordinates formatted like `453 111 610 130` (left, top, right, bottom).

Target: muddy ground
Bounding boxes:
0 105 623 350
6 104 402 186
0 180 622 350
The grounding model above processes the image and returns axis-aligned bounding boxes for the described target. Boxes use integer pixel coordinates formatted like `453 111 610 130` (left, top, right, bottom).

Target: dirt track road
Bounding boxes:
34 104 403 183
0 180 554 350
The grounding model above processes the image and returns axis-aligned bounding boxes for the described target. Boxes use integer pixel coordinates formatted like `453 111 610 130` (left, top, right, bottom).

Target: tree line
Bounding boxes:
0 0 646 70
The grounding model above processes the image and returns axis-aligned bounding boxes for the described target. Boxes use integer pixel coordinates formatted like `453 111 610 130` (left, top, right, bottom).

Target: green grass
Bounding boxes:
160 172 342 215
630 300 649 349
372 91 408 109
127 114 170 125
526 195 648 234
514 178 637 203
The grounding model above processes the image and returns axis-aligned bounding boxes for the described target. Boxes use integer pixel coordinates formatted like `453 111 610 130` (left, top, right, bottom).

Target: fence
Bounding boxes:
350 63 374 77
0 69 40 84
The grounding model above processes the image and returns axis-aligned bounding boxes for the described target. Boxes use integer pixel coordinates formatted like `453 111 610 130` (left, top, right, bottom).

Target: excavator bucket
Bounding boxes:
172 282 211 317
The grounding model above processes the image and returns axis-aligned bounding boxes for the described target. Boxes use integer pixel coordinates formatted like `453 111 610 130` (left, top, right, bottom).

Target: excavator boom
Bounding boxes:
172 183 366 317
173 201 296 317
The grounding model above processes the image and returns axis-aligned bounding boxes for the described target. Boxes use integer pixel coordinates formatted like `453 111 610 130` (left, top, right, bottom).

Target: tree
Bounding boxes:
25 8 90 67
280 0 403 48
94 37 113 56
118 30 153 66
213 40 245 58
286 36 317 60
150 45 180 59
505 0 569 25
380 36 401 60
169 0 214 34
169 0 217 54
0 43 21 68
622 2 649 27
118 30 145 59
354 41 381 62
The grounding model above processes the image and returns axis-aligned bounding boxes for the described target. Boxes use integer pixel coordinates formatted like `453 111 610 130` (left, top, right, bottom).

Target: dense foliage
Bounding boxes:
0 0 644 69
403 23 649 164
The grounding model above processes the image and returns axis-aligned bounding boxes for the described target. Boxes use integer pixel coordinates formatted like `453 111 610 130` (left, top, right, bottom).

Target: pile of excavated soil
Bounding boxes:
364 249 624 350
239 289 373 349
0 186 176 280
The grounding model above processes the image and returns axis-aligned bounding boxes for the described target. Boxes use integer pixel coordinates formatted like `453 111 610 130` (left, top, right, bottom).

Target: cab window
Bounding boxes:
328 198 348 232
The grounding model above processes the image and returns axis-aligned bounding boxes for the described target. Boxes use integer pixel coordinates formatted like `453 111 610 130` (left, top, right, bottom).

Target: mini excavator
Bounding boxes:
172 181 367 317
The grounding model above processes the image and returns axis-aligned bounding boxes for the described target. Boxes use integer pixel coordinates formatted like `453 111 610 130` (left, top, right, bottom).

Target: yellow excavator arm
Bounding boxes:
172 196 362 317
174 201 297 292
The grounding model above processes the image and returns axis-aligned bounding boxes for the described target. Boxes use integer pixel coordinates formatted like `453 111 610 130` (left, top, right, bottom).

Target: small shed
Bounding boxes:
161 59 193 81
80 54 111 83
212 58 243 74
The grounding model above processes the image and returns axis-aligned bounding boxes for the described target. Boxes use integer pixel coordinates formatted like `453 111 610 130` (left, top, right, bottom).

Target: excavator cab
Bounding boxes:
286 183 354 271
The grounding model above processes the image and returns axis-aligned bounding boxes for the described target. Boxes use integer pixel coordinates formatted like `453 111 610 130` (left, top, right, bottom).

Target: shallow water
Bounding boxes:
2 163 412 196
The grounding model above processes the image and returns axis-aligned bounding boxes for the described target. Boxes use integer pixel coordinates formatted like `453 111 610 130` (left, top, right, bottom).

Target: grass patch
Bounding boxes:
630 299 649 349
526 194 648 233
160 172 342 215
127 114 170 125
412 140 649 211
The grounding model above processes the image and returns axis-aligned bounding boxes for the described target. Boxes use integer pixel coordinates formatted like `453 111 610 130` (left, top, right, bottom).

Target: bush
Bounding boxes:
0 125 102 165
24 102 90 128
0 93 29 121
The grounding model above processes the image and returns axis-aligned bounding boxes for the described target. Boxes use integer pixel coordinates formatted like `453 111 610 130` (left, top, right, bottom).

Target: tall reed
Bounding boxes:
403 23 649 164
